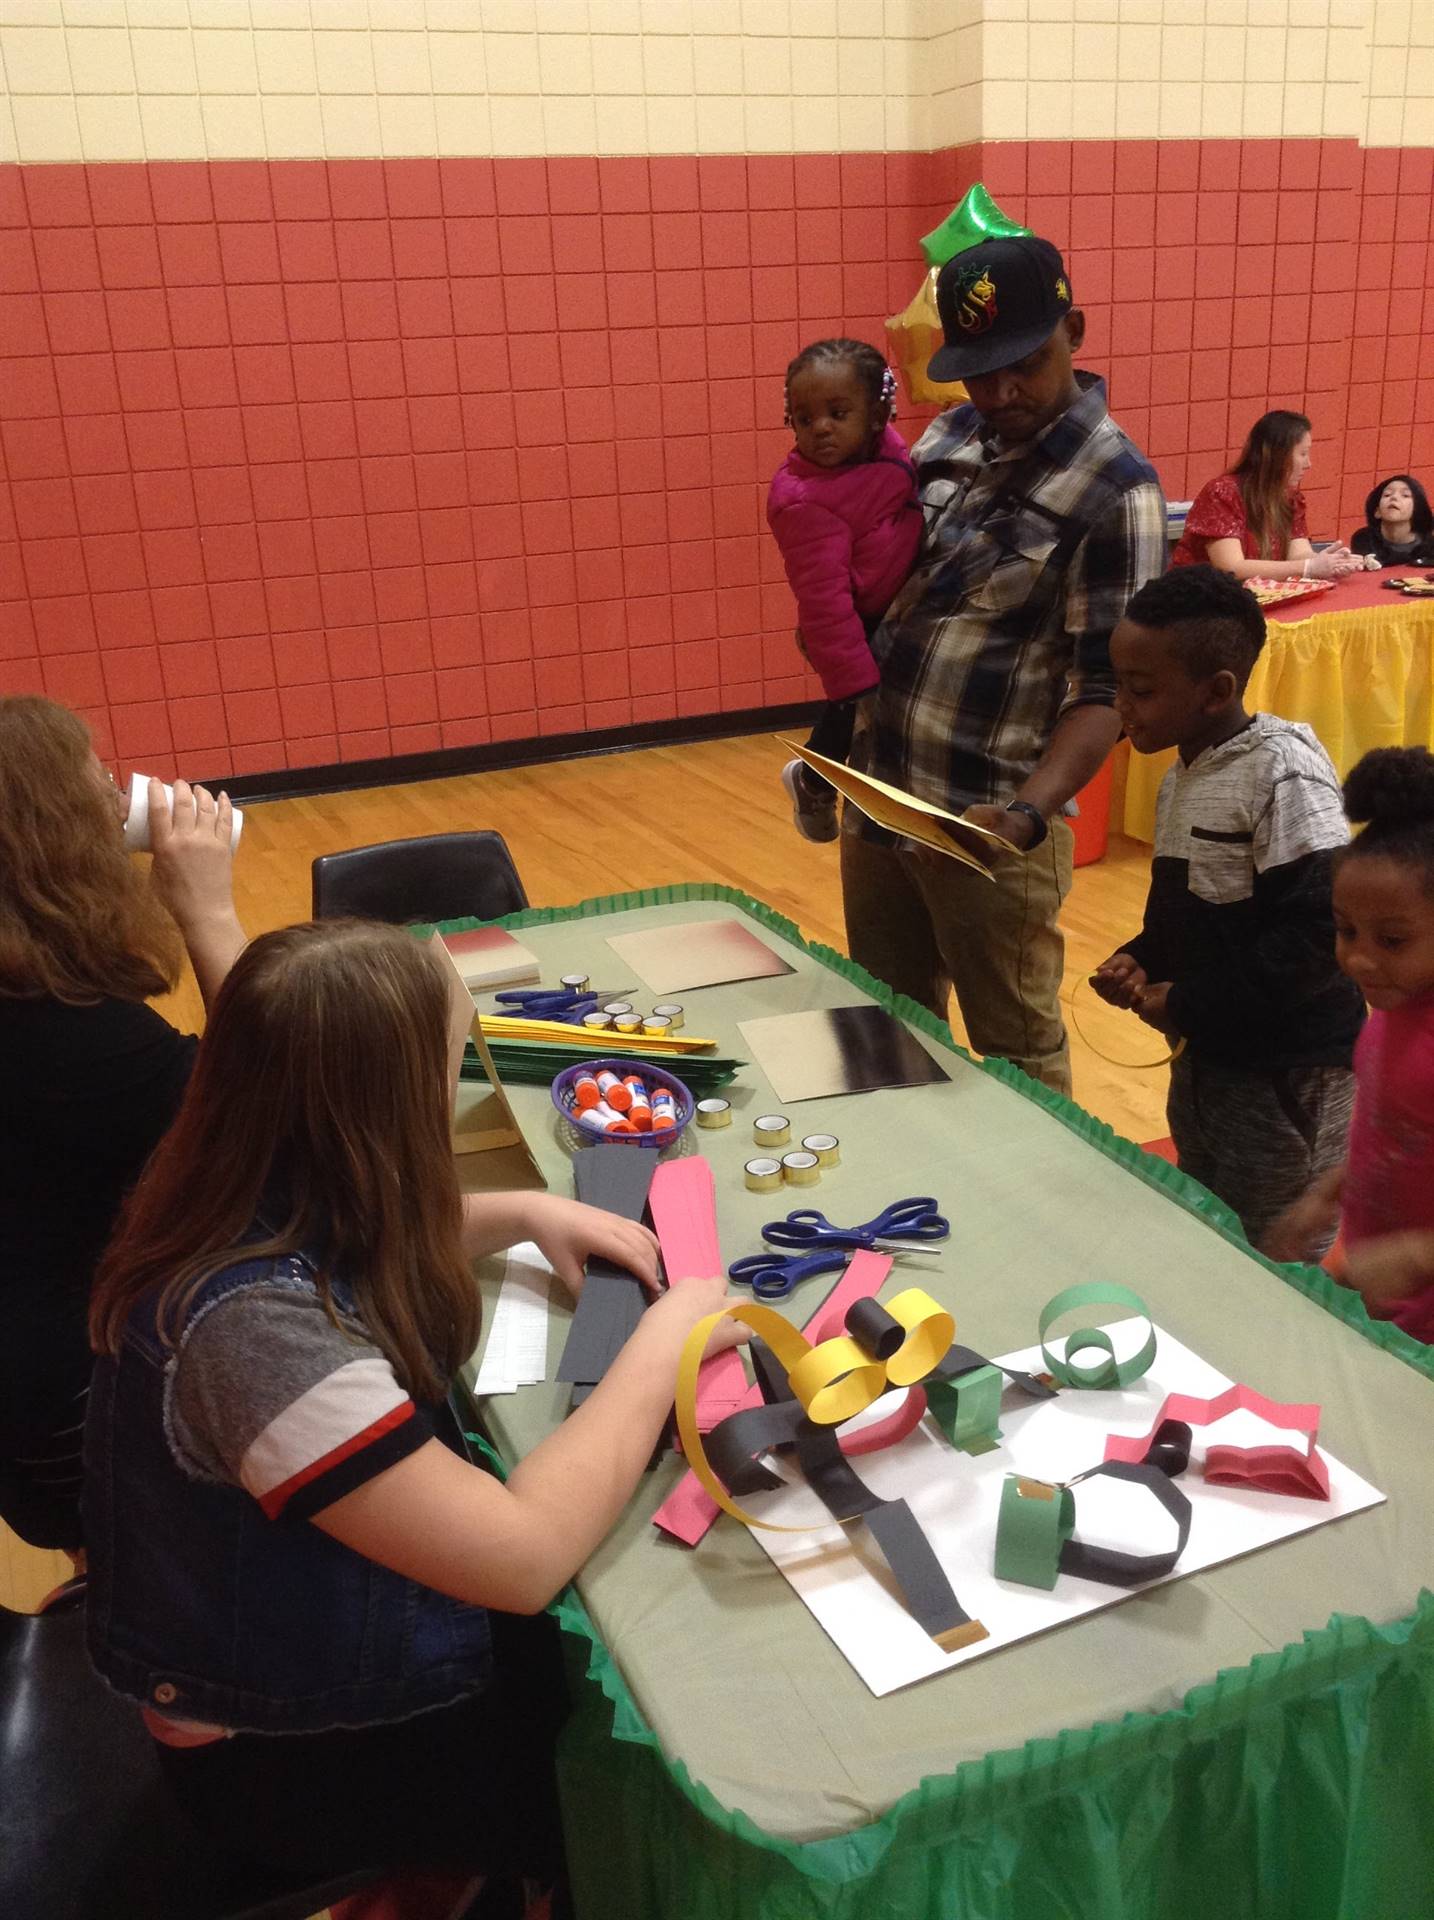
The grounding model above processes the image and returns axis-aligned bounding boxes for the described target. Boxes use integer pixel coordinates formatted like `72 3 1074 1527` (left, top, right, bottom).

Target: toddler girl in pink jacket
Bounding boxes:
767 338 922 841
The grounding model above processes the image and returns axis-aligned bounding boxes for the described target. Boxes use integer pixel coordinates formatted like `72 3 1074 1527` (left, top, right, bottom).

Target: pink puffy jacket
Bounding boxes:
765 424 923 701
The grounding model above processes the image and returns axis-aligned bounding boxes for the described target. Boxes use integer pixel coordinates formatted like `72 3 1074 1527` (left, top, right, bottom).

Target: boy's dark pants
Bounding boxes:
1167 1052 1354 1253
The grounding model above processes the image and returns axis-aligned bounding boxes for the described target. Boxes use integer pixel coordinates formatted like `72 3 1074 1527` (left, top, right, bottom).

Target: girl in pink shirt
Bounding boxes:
767 338 922 841
1265 748 1434 1338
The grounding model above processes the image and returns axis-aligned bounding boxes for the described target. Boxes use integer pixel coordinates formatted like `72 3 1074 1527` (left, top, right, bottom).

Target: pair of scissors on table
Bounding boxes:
492 986 631 1024
729 1198 949 1301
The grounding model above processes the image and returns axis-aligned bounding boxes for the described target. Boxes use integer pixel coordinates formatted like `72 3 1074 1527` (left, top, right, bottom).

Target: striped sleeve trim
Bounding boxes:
239 1355 432 1521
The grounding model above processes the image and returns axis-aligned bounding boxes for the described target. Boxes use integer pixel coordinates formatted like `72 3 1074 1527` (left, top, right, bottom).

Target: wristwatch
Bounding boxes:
1004 800 1048 848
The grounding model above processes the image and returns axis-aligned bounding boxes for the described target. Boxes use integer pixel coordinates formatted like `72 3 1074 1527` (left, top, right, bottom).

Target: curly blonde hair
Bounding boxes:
0 696 180 1004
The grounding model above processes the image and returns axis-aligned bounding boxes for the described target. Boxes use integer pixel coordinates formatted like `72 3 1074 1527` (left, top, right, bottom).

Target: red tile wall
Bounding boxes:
2 140 1432 783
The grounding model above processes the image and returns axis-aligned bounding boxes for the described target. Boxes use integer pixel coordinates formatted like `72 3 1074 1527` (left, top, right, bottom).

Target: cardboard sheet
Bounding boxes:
431 933 546 1186
605 919 795 996
440 924 541 991
742 1322 1385 1696
738 1004 951 1104
783 740 1022 876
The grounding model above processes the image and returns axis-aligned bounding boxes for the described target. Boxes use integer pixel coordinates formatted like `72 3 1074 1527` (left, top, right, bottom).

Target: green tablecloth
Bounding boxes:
450 885 1434 1920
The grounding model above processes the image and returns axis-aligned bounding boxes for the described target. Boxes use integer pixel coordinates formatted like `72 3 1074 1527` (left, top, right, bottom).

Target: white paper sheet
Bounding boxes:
474 1241 555 1395
744 1322 1386 1696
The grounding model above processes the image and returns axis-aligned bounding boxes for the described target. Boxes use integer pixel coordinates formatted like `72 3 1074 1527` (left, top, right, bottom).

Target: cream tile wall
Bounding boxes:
945 0 1383 144
0 0 1428 163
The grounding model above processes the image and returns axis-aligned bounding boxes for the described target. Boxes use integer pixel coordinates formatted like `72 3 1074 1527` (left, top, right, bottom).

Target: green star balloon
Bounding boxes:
920 183 1032 269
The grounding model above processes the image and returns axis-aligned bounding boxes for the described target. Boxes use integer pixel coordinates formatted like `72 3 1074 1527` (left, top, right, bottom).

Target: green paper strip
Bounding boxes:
926 1364 1004 1455
1039 1283 1157 1390
995 1475 1075 1589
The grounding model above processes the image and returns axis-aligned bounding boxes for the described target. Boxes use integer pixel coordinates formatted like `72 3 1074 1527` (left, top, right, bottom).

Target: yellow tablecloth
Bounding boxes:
1122 596 1434 842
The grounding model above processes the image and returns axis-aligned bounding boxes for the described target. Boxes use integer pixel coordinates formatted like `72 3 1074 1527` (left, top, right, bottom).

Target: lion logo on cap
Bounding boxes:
953 262 998 335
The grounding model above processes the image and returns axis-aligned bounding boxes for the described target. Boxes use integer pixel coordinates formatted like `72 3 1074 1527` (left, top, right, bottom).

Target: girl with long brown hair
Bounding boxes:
85 918 735 1910
1172 410 1363 582
0 694 244 1554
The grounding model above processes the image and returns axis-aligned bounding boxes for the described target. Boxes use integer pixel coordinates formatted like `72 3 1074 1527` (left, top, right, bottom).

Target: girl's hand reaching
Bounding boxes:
642 1271 752 1353
519 1192 662 1296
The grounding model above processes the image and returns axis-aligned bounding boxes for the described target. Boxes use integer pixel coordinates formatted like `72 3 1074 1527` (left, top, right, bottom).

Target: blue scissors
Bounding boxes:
493 986 630 1024
727 1245 858 1302
760 1198 949 1254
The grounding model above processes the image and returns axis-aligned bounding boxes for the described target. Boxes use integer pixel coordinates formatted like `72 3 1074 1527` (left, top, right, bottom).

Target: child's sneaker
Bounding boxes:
781 759 839 843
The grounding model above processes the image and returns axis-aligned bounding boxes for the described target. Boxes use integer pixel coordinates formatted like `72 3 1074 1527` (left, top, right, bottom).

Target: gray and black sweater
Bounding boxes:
1121 714 1365 1072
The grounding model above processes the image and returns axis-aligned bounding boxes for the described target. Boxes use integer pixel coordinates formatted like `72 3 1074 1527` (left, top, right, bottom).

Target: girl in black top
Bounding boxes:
0 696 245 1552
1350 474 1434 568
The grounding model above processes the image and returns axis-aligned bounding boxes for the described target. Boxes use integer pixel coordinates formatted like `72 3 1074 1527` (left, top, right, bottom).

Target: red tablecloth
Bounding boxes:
1265 567 1434 623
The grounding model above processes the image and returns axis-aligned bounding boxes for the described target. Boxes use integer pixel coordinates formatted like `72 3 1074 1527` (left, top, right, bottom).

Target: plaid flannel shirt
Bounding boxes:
862 373 1167 815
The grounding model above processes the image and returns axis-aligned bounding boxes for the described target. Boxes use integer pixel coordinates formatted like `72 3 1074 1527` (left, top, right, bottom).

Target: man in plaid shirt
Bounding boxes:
843 232 1167 1094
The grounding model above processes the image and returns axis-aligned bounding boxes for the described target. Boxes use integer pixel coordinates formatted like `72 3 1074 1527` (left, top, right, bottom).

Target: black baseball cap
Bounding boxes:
927 236 1074 382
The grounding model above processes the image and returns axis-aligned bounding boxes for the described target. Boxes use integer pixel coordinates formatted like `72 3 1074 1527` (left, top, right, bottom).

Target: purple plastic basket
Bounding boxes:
551 1058 694 1150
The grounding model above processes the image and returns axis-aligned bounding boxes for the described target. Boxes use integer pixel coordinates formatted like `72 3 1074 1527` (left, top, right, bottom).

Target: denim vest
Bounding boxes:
84 1250 493 1735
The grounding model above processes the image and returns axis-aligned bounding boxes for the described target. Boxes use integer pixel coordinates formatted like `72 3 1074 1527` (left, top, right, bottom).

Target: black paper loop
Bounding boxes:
1143 1418 1193 1479
845 1298 906 1361
1058 1460 1193 1589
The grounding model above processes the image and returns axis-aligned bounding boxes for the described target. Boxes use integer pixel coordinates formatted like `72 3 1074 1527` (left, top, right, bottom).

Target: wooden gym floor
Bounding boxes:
2 729 1159 1615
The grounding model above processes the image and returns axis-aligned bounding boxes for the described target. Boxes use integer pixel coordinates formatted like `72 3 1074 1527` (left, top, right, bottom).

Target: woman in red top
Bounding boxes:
1171 410 1362 583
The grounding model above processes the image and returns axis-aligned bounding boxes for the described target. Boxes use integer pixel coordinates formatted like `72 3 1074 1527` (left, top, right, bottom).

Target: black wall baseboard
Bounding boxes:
202 700 824 804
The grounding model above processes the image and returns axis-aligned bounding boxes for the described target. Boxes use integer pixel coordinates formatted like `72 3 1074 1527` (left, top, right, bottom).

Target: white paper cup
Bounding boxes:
123 771 244 855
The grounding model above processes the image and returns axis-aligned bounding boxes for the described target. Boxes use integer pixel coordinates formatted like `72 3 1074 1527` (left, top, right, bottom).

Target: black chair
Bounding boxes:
311 831 529 925
0 1591 382 1920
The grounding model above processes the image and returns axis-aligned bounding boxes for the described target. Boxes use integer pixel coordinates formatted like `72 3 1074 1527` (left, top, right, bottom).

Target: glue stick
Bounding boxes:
650 1088 678 1131
577 1102 637 1136
595 1069 632 1112
573 1069 602 1110
623 1075 653 1131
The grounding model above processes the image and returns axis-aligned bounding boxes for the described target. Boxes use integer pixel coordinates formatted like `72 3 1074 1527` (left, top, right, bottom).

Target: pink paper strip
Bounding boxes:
1102 1384 1330 1500
836 1385 927 1456
647 1157 748 1426
653 1249 895 1545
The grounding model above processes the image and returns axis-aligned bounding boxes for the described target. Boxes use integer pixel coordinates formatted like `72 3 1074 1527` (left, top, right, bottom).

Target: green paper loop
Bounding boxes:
995 1475 1075 1589
926 1364 1003 1455
1039 1283 1157 1390
920 183 1033 269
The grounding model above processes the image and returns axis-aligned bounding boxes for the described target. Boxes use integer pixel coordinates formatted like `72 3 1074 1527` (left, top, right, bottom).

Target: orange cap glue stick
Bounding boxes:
577 1102 637 1136
623 1075 652 1131
595 1069 631 1112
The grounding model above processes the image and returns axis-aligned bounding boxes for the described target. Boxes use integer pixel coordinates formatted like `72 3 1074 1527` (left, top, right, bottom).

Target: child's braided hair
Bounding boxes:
783 338 897 428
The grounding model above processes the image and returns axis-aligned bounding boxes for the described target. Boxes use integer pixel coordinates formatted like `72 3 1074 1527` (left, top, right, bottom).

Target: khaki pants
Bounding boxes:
840 819 1075 1095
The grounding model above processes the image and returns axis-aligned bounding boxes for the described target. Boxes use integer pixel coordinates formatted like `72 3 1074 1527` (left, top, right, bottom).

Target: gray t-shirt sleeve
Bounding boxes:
169 1284 435 1521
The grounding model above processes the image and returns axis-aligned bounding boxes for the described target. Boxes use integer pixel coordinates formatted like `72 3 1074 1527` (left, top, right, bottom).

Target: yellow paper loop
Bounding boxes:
674 1290 963 1534
787 1336 888 1426
675 1304 834 1534
883 1288 957 1386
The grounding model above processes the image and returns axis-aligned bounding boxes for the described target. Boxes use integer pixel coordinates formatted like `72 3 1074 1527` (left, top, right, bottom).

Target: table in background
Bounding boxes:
1123 569 1434 843
455 885 1434 1920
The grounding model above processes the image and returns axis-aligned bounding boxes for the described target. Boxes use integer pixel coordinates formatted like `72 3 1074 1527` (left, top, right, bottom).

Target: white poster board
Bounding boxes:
743 1323 1385 1697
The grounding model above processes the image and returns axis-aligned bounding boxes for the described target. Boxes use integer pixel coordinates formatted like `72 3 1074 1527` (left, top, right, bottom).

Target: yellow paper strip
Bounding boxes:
476 1014 718 1054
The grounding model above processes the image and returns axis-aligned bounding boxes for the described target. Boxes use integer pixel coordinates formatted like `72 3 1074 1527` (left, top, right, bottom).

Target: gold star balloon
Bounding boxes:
885 185 1032 412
